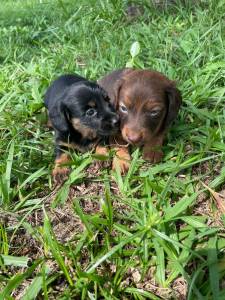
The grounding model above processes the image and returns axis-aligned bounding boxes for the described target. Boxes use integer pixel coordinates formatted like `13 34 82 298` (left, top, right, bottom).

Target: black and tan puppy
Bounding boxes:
44 74 119 182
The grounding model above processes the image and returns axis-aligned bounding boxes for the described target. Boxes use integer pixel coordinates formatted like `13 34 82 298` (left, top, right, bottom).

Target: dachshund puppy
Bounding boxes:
98 68 182 173
44 74 119 181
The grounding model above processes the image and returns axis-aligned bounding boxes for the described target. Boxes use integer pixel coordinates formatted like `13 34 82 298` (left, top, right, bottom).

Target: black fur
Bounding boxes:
44 74 119 159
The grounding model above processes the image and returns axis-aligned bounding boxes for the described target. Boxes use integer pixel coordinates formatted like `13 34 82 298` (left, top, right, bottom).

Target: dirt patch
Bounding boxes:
3 159 224 299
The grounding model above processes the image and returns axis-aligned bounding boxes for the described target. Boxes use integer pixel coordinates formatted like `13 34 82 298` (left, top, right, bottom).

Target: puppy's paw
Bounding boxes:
96 146 108 156
52 166 70 184
143 150 163 163
112 148 131 174
112 156 130 174
93 159 110 172
94 145 110 170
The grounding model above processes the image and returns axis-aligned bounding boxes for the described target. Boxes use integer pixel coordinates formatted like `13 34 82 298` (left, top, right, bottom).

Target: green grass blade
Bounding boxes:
124 148 140 191
0 176 10 206
51 156 92 208
0 260 41 300
153 239 166 287
179 216 207 229
113 163 125 193
17 167 47 193
153 229 205 261
73 199 94 238
43 210 73 286
68 156 92 184
51 182 70 208
100 179 113 231
0 224 9 254
0 255 28 267
86 231 143 273
167 229 195 284
5 141 14 192
21 265 51 300
124 287 161 300
208 237 220 300
164 193 198 221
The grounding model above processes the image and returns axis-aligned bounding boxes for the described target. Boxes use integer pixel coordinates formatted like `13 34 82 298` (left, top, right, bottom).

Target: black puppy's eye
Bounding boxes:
119 104 128 114
86 108 97 117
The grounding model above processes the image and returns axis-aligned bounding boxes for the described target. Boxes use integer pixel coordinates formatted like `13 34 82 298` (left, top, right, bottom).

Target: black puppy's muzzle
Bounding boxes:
99 113 120 135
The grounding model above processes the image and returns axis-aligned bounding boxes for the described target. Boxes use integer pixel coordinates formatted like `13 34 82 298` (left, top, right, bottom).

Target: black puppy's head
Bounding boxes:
50 82 119 138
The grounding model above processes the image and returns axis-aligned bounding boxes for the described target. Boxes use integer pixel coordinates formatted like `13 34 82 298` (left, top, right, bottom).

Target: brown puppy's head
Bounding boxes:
113 69 182 145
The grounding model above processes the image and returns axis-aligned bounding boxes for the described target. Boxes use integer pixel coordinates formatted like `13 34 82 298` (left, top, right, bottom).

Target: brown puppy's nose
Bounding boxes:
126 132 143 144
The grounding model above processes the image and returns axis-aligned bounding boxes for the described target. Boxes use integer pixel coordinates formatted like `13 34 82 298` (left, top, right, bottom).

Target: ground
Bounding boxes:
0 0 225 299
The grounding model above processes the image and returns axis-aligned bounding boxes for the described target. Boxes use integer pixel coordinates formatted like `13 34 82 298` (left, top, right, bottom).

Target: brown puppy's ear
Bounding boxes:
164 84 182 127
113 79 124 109
49 101 69 132
99 86 111 103
113 69 134 109
98 68 134 109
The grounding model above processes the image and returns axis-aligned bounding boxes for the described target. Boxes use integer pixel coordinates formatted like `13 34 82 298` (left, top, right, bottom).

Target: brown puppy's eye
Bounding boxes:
149 110 161 118
119 104 128 114
86 108 97 117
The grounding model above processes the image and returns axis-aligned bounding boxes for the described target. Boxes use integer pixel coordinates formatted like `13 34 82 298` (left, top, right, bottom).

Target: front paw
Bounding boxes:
93 159 110 171
143 149 163 163
94 146 110 170
52 166 70 184
112 156 130 174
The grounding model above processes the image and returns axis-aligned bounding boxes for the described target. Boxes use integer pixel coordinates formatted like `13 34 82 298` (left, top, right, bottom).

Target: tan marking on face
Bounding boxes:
122 95 133 108
88 100 96 107
144 101 165 111
71 118 97 139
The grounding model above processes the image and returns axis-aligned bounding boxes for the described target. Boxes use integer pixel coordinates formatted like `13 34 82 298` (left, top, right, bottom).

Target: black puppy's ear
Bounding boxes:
165 84 182 127
49 101 69 132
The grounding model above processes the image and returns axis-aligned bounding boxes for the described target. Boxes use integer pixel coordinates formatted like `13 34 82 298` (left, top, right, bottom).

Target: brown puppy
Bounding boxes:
98 68 182 173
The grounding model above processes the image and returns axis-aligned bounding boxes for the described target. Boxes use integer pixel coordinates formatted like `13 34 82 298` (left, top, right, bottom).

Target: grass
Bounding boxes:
0 0 225 299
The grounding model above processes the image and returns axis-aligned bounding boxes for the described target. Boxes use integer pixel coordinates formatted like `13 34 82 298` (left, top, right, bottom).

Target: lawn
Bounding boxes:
0 0 225 299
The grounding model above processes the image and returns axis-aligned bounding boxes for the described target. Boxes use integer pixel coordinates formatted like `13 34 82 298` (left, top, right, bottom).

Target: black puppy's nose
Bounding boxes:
111 115 119 127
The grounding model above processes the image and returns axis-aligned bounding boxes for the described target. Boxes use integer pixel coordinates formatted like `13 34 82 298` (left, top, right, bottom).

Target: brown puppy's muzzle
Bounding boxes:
122 127 144 145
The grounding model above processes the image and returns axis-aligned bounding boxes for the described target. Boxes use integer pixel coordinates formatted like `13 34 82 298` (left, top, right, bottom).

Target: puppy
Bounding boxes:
98 68 182 173
44 74 119 181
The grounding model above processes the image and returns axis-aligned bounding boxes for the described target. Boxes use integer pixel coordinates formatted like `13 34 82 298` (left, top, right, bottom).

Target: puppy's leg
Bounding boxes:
95 145 109 157
111 136 131 174
143 134 164 163
47 118 53 129
52 146 70 183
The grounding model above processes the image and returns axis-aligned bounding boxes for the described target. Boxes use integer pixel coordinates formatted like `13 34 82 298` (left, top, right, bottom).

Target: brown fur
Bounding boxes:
98 68 182 173
52 153 70 182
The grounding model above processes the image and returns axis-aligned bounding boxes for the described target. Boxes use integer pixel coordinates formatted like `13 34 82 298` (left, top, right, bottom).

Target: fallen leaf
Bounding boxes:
201 182 225 214
132 269 141 283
